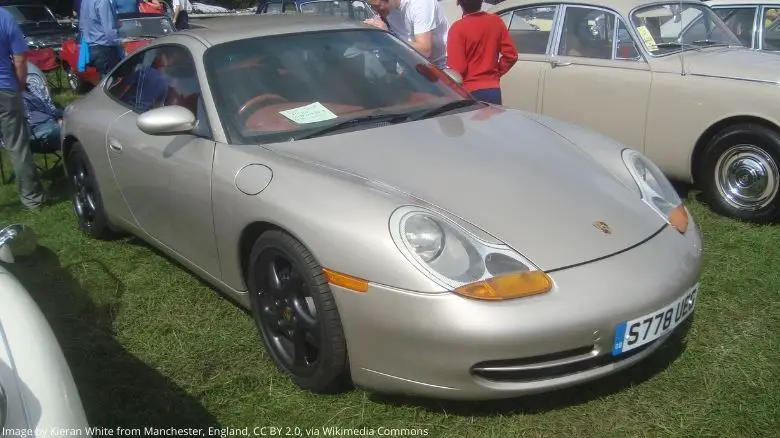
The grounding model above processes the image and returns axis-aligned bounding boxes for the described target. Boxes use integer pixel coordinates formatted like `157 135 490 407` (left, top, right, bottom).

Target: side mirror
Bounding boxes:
0 224 37 264
136 105 196 136
443 67 463 85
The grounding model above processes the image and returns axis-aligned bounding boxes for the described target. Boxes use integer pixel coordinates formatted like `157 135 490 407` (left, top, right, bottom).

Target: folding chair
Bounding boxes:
29 124 63 173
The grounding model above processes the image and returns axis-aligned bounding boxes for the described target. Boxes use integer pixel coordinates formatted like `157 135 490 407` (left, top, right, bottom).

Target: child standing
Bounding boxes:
446 0 518 105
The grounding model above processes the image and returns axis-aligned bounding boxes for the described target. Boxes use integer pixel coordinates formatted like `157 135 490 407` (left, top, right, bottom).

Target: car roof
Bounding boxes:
704 0 780 5
179 13 374 46
491 0 707 15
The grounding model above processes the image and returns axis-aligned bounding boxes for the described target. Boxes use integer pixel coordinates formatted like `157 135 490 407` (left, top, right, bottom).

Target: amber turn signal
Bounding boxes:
668 204 689 234
322 268 369 293
454 271 553 301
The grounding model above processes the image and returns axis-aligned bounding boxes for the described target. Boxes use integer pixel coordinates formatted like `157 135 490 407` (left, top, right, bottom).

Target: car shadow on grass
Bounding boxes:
369 316 694 416
6 245 222 430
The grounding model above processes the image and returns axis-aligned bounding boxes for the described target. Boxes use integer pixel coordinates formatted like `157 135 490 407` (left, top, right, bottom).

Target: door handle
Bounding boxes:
551 59 572 68
108 138 123 153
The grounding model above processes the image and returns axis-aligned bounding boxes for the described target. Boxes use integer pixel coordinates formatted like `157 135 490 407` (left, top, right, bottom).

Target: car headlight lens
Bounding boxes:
622 149 689 233
390 206 553 300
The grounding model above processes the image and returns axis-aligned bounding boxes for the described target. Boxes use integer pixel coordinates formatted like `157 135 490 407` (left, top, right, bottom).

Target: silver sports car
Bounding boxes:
61 14 703 401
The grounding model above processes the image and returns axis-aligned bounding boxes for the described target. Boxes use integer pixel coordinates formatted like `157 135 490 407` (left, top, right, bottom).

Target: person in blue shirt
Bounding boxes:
79 0 123 78
0 8 45 210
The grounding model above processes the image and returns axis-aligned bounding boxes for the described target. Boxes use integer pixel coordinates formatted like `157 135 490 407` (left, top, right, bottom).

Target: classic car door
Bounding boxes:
538 5 652 151
496 5 561 112
103 44 221 276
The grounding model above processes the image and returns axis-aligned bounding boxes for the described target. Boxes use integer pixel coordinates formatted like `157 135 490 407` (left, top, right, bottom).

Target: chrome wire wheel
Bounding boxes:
70 157 97 229
714 144 779 211
255 248 321 377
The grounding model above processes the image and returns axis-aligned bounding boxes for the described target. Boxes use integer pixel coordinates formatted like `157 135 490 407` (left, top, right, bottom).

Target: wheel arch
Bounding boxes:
691 115 780 184
238 220 320 288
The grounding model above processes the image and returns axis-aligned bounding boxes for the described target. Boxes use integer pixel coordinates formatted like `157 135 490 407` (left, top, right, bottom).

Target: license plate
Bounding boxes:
612 284 699 356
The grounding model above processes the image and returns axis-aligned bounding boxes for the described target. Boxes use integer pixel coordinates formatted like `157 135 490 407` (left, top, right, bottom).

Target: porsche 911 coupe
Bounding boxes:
60 14 703 401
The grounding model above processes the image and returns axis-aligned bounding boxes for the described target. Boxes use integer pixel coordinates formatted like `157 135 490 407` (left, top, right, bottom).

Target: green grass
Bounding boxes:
0 86 778 437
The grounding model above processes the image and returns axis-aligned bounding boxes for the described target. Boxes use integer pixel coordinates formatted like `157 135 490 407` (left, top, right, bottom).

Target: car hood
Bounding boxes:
682 47 780 83
265 107 667 271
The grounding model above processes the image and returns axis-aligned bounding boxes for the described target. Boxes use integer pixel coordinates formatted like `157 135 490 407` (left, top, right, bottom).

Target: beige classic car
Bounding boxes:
491 0 780 223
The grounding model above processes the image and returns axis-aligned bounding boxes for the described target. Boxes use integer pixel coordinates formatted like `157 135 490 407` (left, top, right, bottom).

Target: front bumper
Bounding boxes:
331 224 702 400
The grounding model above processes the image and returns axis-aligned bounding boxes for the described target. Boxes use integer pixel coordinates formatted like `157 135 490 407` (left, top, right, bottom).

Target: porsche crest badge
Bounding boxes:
593 221 611 234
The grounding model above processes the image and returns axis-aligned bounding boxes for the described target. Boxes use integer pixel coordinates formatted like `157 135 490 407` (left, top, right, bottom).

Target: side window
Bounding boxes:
105 50 151 109
105 46 210 136
615 19 640 60
153 46 211 136
505 6 558 55
558 6 616 59
714 7 757 48
762 8 780 50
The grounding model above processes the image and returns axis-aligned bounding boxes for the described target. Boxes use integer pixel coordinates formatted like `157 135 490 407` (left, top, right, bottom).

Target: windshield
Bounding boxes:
2 5 57 24
204 29 472 145
118 17 175 38
299 1 376 20
631 3 741 55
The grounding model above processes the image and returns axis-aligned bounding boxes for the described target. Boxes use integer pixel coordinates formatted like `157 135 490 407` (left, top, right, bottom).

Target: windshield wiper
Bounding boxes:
691 40 728 46
654 42 700 51
409 99 481 121
293 113 409 140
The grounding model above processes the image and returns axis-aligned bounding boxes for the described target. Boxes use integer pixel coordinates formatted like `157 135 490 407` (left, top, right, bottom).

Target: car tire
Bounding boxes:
701 123 780 223
247 230 350 393
66 143 116 239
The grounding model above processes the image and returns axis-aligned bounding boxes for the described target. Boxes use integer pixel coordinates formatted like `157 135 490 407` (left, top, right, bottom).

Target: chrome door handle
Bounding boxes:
108 138 123 153
551 59 572 68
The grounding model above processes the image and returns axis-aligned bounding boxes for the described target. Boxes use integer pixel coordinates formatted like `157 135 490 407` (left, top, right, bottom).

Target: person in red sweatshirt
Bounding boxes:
446 0 518 105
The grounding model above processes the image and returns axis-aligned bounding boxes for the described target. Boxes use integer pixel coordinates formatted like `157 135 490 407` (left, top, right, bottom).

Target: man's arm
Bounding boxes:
172 0 182 24
497 24 518 76
9 20 28 90
408 0 439 58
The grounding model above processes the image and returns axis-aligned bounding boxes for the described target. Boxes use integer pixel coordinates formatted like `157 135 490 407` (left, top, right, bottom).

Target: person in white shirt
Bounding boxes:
364 0 449 68
171 0 192 30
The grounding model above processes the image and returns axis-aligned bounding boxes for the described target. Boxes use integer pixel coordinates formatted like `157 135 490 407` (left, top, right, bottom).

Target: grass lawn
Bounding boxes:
0 85 777 437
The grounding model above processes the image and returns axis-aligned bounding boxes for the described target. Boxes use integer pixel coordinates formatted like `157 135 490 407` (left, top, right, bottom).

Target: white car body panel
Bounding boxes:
0 266 90 437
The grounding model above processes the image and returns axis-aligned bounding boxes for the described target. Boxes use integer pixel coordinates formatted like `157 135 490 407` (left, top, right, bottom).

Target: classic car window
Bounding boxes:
203 29 474 144
631 3 741 55
762 8 780 50
557 6 615 59
502 6 558 54
299 1 375 20
713 7 756 47
118 17 176 39
257 0 298 13
615 20 641 60
106 45 210 136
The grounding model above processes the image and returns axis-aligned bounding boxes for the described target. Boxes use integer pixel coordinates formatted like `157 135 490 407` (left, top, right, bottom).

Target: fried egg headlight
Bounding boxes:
622 149 689 233
390 206 552 300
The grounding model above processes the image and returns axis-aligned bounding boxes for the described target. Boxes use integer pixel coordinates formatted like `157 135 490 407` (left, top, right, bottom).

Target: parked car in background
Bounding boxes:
490 0 780 223
61 15 702 401
59 12 176 93
703 0 780 50
439 0 501 23
1 0 77 52
256 0 377 19
0 224 91 437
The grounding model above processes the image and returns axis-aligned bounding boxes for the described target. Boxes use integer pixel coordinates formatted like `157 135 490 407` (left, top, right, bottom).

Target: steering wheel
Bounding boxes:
237 93 288 118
